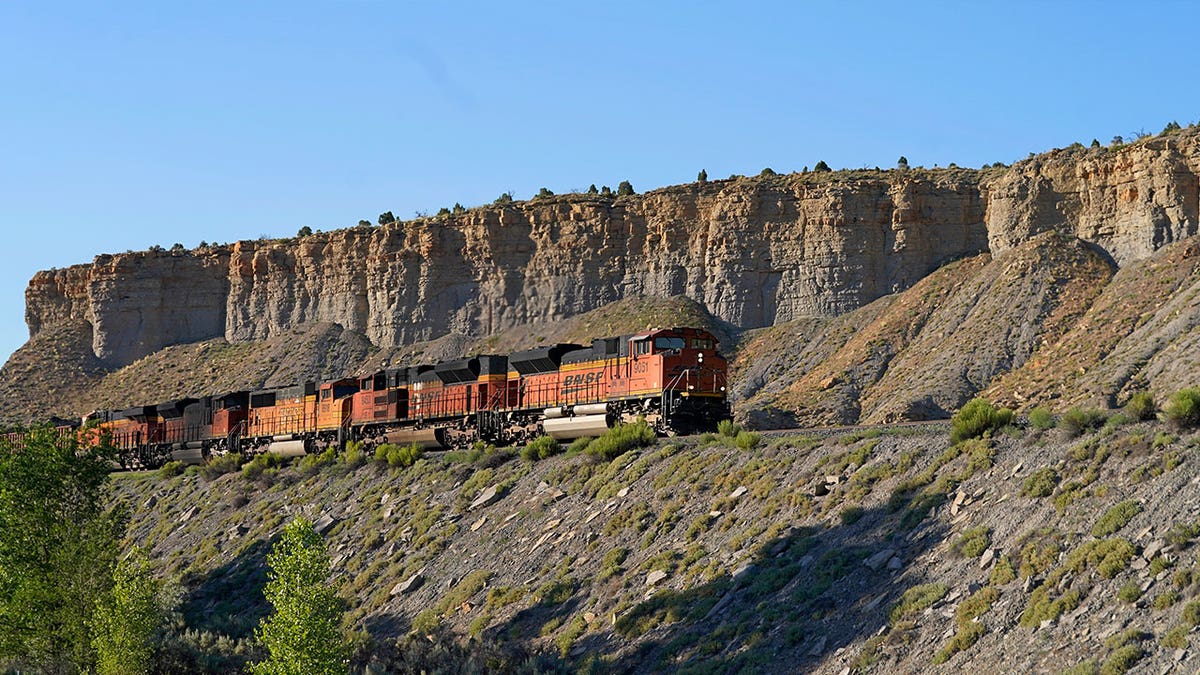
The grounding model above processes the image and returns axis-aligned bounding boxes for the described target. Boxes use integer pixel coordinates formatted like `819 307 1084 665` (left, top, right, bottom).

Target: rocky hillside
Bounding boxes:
118 413 1200 673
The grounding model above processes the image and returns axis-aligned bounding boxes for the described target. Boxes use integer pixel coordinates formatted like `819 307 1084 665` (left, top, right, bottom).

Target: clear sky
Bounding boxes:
2 1 1196 364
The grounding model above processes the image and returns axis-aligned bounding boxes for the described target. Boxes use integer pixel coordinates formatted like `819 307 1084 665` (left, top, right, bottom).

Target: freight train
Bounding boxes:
35 327 729 469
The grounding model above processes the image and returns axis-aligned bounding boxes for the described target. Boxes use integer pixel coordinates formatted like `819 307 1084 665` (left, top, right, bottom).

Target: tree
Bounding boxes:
452 202 466 214
759 167 776 176
587 184 598 194
377 211 396 225
0 426 125 671
90 549 162 675
616 180 635 196
697 169 707 183
297 226 313 237
536 187 554 199
813 160 832 172
600 185 613 197
1091 139 1101 148
250 518 349 675
494 192 514 205
897 156 909 170
357 219 371 228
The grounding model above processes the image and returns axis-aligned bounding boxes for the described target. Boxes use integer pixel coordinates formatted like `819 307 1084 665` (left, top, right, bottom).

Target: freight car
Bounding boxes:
77 326 729 469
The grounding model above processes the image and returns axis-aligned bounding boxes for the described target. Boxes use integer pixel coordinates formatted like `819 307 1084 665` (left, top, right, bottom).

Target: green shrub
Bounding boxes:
1124 392 1157 421
839 506 864 525
1165 388 1200 428
889 583 947 625
1161 625 1189 649
298 447 337 475
734 430 761 450
521 435 561 461
950 398 1014 443
1060 407 1107 437
1021 467 1059 498
241 452 284 480
565 436 593 455
1117 580 1141 604
953 527 992 558
584 420 656 461
341 441 367 469
1028 407 1055 429
717 419 740 437
1092 500 1142 537
1153 590 1178 610
374 443 423 468
158 460 186 479
1100 645 1143 675
200 453 243 480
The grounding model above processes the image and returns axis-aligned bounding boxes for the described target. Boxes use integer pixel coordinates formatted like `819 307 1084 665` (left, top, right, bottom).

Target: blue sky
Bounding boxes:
1 1 1196 364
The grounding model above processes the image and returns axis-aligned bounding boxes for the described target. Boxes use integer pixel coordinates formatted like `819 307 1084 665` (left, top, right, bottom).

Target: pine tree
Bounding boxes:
250 518 349 675
697 169 707 182
616 180 635 196
813 160 832 172
897 156 909 170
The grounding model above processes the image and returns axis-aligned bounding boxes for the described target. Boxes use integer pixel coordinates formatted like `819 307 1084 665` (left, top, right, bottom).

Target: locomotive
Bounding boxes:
70 326 729 469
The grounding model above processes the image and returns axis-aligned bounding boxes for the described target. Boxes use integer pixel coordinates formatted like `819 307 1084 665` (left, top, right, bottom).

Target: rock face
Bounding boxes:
18 127 1200 368
985 132 1200 264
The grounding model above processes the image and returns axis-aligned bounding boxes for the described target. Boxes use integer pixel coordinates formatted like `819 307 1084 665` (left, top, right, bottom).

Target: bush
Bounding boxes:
521 436 561 461
950 398 1014 443
953 527 992 558
717 419 740 437
616 181 635 196
1165 388 1200 428
734 430 761 450
341 441 367 469
201 453 243 480
158 461 186 479
297 447 337 475
583 420 656 461
1124 392 1157 421
1059 407 1107 437
242 452 284 480
1092 500 1142 537
1021 467 1059 498
1028 407 1055 429
374 443 423 468
564 436 593 456
813 160 832 172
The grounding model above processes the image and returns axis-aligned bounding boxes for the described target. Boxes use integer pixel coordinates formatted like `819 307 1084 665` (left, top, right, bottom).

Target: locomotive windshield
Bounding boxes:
654 337 686 351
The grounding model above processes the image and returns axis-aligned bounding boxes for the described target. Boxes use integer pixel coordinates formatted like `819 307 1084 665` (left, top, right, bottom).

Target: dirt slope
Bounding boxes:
117 417 1200 673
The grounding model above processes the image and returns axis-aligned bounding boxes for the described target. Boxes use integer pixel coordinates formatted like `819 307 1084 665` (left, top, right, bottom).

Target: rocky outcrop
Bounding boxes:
26 250 230 367
985 131 1200 264
17 127 1200 369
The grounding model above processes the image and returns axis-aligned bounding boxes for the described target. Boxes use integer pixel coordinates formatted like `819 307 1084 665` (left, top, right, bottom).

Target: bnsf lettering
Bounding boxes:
562 372 604 387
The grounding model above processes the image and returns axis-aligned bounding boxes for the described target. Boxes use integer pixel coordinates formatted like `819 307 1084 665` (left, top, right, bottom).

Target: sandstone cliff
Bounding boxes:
26 173 990 368
23 129 1200 372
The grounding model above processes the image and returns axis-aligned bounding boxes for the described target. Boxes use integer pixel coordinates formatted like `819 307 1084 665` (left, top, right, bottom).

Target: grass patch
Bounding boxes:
950 398 1014 443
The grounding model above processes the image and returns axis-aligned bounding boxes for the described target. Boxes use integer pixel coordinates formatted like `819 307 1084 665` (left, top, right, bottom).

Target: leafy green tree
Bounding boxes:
616 180 634 196
600 185 613 197
697 169 707 182
494 192 514 205
587 184 598 194
813 160 832 172
452 202 466 214
90 549 162 675
297 226 313 237
0 426 124 671
436 207 451 216
759 167 776 176
251 518 349 675
897 156 909 170
536 187 554 198
377 211 396 225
